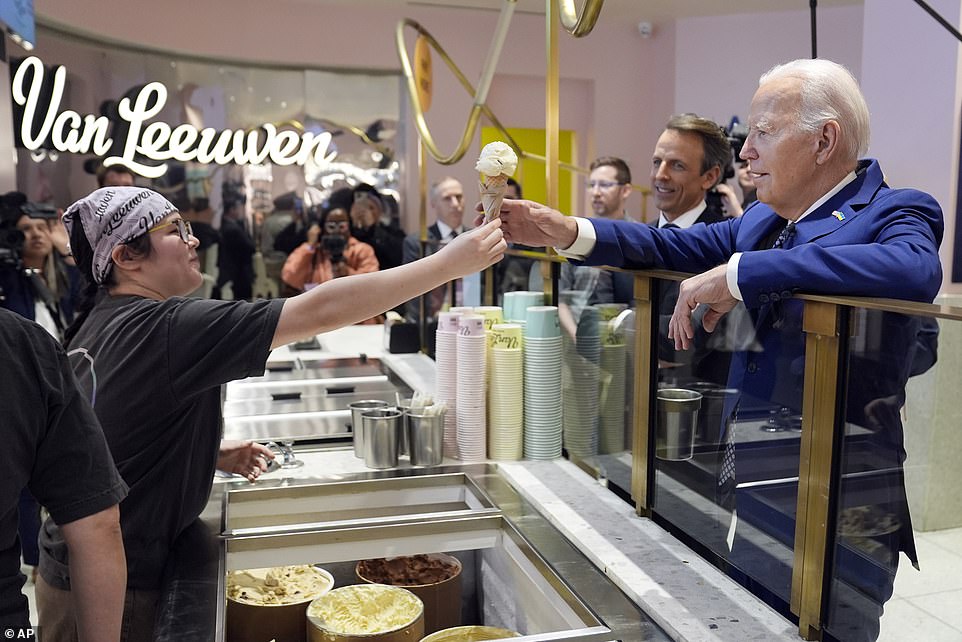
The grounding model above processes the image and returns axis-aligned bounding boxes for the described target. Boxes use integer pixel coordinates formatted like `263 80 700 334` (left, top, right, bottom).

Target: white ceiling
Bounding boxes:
299 0 863 25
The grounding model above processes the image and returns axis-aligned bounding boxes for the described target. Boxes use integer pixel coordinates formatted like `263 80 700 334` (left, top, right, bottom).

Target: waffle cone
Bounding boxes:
480 174 509 222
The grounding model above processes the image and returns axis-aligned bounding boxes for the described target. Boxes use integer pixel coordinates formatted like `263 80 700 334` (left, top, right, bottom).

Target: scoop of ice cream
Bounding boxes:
227 565 333 605
475 141 518 178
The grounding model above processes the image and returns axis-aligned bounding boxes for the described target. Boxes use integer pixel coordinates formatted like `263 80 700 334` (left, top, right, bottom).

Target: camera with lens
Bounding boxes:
0 192 29 273
321 233 347 264
727 122 749 164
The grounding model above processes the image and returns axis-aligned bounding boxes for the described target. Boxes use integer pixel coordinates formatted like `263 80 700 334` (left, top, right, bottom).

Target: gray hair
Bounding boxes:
760 59 870 161
429 176 461 203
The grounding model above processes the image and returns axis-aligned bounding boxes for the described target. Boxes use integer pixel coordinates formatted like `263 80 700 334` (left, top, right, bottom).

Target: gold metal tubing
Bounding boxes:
558 0 606 37
792 300 842 639
631 275 654 514
396 17 523 165
545 2 560 211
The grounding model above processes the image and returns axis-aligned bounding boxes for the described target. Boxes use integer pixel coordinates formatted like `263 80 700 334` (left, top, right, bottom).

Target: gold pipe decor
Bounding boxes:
558 0 606 37
395 3 520 165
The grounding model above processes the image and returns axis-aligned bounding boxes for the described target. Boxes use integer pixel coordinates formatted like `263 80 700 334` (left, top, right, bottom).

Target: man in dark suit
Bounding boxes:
646 114 731 382
489 59 942 642
403 177 465 350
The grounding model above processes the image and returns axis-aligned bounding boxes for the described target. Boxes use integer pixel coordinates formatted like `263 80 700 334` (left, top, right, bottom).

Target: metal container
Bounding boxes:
685 383 738 446
350 400 391 458
307 584 425 641
356 553 462 635
419 626 520 642
656 389 702 461
225 565 334 642
407 411 445 467
396 398 435 457
362 409 403 469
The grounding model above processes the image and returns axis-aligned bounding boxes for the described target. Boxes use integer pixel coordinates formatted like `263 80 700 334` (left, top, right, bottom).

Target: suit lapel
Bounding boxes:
793 160 885 246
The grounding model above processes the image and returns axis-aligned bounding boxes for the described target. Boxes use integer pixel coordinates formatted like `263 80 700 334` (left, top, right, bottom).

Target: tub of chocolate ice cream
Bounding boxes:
307 583 425 641
225 564 334 642
356 553 463 634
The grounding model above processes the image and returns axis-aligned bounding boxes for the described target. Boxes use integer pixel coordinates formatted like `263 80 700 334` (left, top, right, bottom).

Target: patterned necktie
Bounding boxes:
718 404 739 505
771 221 796 249
718 221 798 494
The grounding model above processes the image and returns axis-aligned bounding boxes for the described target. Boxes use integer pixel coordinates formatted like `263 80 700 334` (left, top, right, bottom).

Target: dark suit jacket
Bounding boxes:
580 159 943 565
402 223 444 325
649 206 729 382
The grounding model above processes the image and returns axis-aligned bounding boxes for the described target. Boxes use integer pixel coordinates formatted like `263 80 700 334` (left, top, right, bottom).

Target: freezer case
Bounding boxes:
216 465 670 642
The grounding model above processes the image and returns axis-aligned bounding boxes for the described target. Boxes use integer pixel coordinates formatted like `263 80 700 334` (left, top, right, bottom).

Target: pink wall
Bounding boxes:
861 0 961 293
674 5 864 129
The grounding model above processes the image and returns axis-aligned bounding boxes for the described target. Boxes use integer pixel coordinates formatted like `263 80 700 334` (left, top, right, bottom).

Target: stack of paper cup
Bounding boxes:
501 291 519 323
523 306 563 459
563 306 601 457
512 291 546 322
597 304 628 453
474 306 504 332
488 323 524 459
456 315 487 461
435 311 462 459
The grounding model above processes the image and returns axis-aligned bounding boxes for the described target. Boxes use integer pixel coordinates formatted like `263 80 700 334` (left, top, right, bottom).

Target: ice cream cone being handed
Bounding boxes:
476 141 519 222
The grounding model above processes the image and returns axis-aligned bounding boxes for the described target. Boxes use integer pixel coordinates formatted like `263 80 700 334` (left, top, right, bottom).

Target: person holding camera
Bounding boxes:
281 206 379 294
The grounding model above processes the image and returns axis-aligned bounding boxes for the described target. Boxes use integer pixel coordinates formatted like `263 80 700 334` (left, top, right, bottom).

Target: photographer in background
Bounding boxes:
706 121 751 219
281 206 379 315
0 192 78 338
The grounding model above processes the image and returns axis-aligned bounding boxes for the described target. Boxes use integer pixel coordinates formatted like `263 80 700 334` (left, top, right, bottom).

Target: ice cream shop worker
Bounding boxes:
36 186 505 640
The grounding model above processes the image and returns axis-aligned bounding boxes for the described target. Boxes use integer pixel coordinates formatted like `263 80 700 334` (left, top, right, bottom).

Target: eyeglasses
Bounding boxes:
148 218 193 243
324 220 349 233
586 180 625 191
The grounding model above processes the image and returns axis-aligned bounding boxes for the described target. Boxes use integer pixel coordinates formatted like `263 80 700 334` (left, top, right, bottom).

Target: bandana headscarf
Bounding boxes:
63 187 177 284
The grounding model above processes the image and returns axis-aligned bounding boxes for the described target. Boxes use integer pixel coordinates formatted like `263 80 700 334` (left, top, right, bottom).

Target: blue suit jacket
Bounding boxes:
579 159 943 564
584 159 942 307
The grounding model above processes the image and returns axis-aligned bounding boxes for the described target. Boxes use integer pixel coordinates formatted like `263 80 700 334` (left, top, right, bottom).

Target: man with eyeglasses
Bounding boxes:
558 158 635 338
586 157 633 220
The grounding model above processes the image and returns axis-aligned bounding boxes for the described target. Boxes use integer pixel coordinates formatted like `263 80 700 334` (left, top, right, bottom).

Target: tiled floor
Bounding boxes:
879 527 962 641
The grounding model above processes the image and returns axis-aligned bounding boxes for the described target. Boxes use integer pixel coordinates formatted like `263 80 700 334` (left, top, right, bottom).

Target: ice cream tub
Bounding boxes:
307 583 425 641
419 626 521 642
356 553 463 634
226 564 334 642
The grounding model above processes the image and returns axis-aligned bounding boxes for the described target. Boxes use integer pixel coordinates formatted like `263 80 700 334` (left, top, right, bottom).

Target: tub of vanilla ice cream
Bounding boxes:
226 564 334 642
419 626 521 642
307 583 425 641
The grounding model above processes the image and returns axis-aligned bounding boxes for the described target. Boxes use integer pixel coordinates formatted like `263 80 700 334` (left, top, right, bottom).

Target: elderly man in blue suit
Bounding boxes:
486 59 942 642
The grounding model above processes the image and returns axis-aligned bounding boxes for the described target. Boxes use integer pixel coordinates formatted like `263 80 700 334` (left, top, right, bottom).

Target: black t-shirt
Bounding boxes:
0 309 127 627
40 295 284 590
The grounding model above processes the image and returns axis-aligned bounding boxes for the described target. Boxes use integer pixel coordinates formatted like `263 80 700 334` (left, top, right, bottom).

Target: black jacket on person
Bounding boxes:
353 222 405 271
